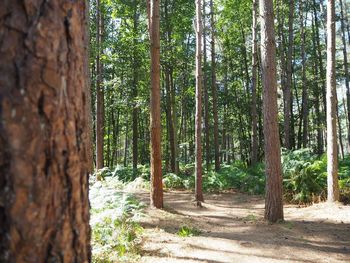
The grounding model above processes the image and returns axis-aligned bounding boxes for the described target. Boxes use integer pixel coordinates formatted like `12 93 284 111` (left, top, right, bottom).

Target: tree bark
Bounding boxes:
147 0 163 208
0 1 91 261
326 0 339 202
259 0 284 222
210 0 220 171
195 0 204 203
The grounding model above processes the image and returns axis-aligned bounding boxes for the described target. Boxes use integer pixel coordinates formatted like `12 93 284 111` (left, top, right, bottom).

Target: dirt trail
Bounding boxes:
132 190 350 263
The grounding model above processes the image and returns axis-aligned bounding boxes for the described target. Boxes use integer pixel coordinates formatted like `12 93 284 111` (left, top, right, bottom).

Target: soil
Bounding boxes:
131 190 350 263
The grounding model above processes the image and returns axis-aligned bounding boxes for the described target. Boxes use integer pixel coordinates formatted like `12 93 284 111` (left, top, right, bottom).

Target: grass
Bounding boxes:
177 225 201 237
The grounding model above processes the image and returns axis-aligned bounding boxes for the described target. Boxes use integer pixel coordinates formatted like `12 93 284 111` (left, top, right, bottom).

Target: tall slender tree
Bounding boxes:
132 0 139 171
300 0 308 148
195 0 204 203
0 1 91 261
147 0 163 208
326 0 339 202
259 0 284 222
96 0 104 170
251 0 259 165
340 0 350 150
203 0 211 171
210 0 220 171
283 0 294 150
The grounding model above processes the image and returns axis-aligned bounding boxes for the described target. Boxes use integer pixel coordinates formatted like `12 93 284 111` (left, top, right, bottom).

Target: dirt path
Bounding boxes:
131 190 350 263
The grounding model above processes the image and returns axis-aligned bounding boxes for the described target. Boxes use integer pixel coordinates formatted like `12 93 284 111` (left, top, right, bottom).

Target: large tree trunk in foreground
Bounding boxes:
259 0 284 222
147 0 163 208
326 0 339 202
195 0 204 203
0 1 91 261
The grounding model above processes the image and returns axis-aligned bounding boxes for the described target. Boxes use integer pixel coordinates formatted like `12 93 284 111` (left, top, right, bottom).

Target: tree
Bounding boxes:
283 0 294 150
300 0 308 148
195 0 204 203
210 0 220 171
96 0 104 170
326 0 339 202
203 0 211 171
340 0 350 150
147 0 164 208
0 1 91 261
251 0 259 165
132 0 140 172
259 0 284 222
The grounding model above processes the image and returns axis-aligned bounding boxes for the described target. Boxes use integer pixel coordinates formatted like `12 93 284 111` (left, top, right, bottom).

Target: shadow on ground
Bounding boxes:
130 190 350 263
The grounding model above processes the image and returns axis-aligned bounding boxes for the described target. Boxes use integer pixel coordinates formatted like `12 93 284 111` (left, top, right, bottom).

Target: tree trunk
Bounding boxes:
165 69 175 172
0 1 91 261
147 0 163 208
210 0 220 171
311 14 324 154
340 0 350 150
195 0 204 203
124 121 128 167
170 70 179 174
283 0 294 150
259 0 284 222
96 0 104 170
313 0 327 121
203 0 211 171
300 1 308 148
337 107 345 159
326 0 339 202
132 1 139 171
251 0 259 165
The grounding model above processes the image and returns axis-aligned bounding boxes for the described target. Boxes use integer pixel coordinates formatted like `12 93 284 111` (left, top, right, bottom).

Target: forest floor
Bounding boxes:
130 190 350 263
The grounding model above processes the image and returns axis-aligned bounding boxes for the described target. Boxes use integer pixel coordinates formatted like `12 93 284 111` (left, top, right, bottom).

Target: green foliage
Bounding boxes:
339 156 350 204
243 214 258 222
95 167 113 180
163 173 185 189
282 149 327 203
159 149 350 204
112 166 138 182
90 177 145 262
177 225 201 237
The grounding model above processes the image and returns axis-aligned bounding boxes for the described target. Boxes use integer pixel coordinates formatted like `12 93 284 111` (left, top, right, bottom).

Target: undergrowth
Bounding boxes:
90 176 145 262
89 149 350 261
177 225 201 237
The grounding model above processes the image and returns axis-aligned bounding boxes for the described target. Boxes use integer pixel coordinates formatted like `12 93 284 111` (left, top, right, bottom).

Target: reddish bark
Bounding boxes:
0 0 91 261
147 0 163 209
259 0 284 222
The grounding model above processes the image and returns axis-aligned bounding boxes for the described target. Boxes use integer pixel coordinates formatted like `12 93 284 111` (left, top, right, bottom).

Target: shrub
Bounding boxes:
90 179 145 262
163 173 185 189
282 149 327 203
